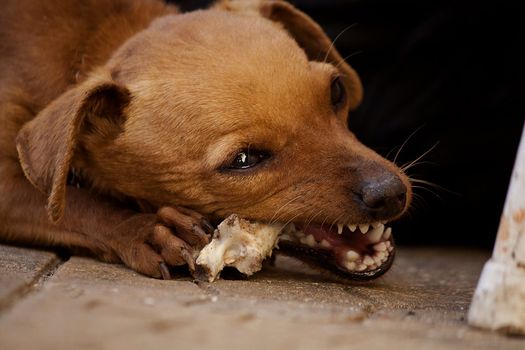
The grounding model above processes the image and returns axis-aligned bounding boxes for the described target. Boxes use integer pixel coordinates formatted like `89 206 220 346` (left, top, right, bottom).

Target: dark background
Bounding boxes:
173 0 525 248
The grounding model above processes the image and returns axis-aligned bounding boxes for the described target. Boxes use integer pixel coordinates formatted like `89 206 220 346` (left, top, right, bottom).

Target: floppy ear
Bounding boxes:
217 0 363 109
16 71 130 223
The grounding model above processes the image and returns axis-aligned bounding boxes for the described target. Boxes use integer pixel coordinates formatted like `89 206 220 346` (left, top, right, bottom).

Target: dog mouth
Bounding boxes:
277 222 395 280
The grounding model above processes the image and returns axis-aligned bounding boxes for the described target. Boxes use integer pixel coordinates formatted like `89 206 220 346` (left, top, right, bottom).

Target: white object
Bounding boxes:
195 214 282 282
468 123 525 335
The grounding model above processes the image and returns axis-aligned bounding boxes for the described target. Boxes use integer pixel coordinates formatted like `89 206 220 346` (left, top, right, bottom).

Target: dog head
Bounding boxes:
17 0 411 278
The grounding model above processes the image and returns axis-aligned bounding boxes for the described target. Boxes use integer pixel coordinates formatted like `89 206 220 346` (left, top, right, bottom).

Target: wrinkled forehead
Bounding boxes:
111 9 334 126
110 9 310 81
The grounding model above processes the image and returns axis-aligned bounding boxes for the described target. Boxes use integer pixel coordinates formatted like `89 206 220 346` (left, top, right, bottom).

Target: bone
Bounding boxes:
195 214 282 282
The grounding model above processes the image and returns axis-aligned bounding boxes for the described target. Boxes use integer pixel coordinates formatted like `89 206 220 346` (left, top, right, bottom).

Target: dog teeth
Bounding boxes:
371 222 382 229
363 255 374 266
359 224 369 234
347 224 357 232
342 246 392 272
320 239 331 248
356 264 367 271
367 224 385 243
337 223 343 234
279 234 291 241
383 227 392 240
373 242 387 252
304 234 316 247
346 250 360 261
345 261 356 270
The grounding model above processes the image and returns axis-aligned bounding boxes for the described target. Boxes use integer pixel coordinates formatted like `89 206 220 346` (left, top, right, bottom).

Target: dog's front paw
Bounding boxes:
110 207 213 279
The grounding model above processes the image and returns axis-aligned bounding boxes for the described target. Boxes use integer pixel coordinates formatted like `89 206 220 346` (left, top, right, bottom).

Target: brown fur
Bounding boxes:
0 0 411 278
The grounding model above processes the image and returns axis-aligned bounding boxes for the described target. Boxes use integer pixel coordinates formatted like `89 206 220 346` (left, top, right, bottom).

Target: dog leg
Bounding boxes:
0 168 213 279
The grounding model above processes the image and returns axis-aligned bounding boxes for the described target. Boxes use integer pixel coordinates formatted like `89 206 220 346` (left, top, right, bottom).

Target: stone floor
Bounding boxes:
0 244 523 350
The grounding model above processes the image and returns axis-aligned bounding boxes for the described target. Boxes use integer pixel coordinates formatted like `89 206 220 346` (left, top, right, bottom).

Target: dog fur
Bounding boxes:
0 0 411 278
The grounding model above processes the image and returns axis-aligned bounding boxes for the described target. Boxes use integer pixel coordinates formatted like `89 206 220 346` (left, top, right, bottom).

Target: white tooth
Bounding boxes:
370 264 378 270
305 234 316 247
375 251 386 261
373 255 382 265
363 255 374 266
359 224 370 234
372 222 382 229
387 247 394 253
320 239 331 248
383 227 392 240
283 223 296 234
337 223 343 234
296 230 305 238
373 242 387 252
279 234 291 241
356 264 367 271
381 220 387 225
345 262 356 270
367 225 384 243
346 250 360 261
385 241 392 248
347 224 357 232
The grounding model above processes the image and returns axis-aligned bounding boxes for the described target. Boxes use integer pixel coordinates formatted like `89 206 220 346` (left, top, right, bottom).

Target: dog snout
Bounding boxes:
352 164 408 218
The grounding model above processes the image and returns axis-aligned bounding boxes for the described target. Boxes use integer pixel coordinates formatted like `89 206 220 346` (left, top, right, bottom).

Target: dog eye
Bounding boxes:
330 76 346 110
229 150 269 170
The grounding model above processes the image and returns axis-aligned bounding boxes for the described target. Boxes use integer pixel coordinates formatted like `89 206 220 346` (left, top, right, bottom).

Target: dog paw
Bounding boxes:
110 207 214 279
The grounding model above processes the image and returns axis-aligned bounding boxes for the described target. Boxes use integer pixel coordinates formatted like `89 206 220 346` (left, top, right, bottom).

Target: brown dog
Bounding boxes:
0 0 411 279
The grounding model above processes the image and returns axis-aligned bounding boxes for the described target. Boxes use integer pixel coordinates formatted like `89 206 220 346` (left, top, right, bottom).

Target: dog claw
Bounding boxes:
201 218 215 235
192 224 209 245
181 249 195 272
159 262 172 280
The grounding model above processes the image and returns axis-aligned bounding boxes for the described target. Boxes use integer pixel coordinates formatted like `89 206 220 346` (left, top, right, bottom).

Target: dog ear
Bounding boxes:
16 71 130 223
217 0 363 109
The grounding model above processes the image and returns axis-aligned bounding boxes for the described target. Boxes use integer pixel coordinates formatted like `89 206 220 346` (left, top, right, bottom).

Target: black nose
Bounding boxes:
355 168 407 218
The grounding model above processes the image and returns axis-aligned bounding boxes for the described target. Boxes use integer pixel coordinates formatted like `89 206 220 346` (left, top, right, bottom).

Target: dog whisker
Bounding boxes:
305 210 324 230
401 141 439 173
334 50 363 70
323 23 358 64
411 185 444 200
410 178 460 197
328 212 345 233
269 194 306 225
392 125 426 165
279 205 311 230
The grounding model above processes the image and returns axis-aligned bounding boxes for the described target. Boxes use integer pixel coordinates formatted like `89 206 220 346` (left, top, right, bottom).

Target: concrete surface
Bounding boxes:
0 244 523 350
